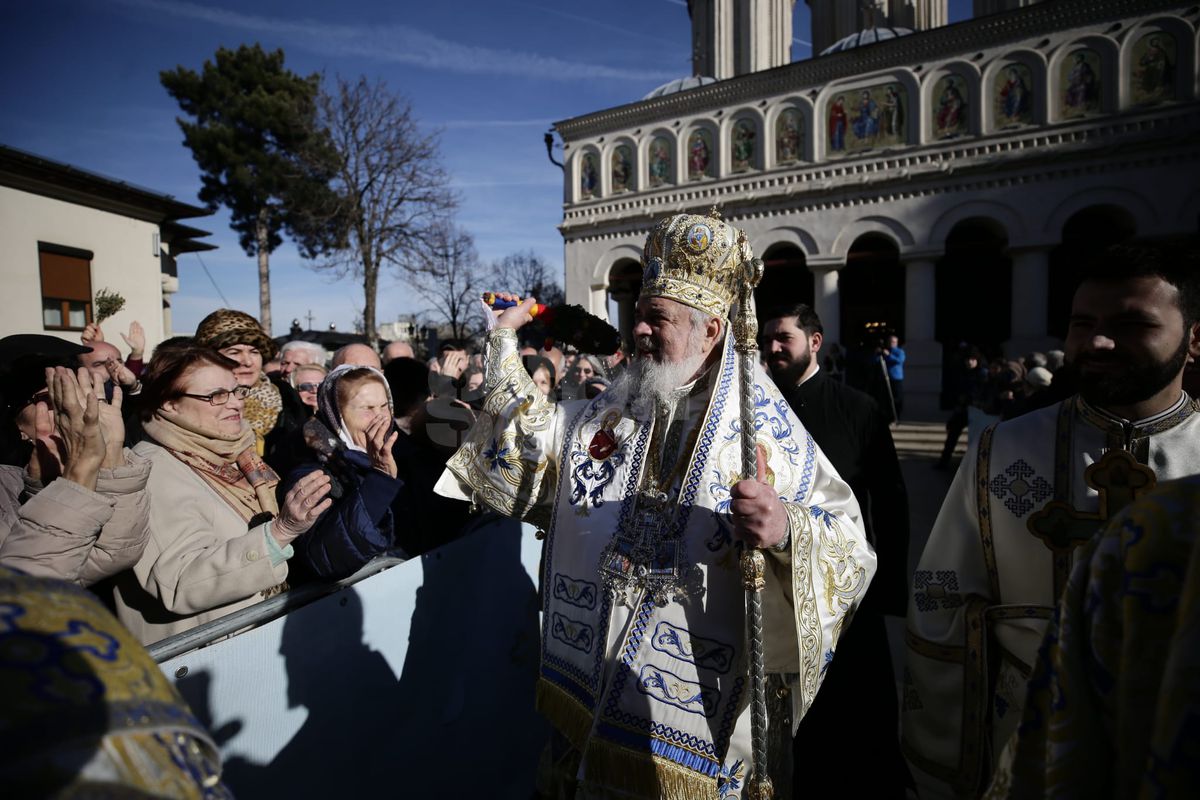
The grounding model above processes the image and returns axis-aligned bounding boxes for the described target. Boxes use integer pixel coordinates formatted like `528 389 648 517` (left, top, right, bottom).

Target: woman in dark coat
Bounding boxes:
283 365 404 582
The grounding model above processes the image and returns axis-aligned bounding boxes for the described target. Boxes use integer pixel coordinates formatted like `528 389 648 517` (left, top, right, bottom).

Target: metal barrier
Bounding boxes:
157 518 549 798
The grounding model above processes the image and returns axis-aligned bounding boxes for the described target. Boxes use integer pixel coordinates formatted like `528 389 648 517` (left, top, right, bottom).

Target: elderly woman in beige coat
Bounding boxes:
115 345 333 645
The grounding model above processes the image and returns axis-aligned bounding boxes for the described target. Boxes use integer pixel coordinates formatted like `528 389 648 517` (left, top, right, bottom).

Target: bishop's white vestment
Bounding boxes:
902 393 1200 798
436 328 876 799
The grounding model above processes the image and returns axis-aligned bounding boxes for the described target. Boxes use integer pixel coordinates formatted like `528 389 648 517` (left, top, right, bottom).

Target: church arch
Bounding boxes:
816 69 920 160
926 200 1025 248
606 257 644 347
1119 17 1196 108
922 60 980 142
830 216 914 260
757 225 820 258
839 233 905 360
765 98 814 166
982 49 1048 132
755 243 813 320
723 107 766 175
1048 35 1118 120
603 137 637 196
1044 186 1156 238
592 243 642 286
1047 205 1138 339
641 128 677 189
935 219 1012 401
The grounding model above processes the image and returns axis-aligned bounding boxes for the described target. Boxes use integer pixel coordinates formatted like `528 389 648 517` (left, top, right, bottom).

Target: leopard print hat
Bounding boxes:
194 309 277 361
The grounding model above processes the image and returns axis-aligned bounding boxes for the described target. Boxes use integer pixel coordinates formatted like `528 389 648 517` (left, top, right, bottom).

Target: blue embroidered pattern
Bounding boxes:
540 396 619 708
636 663 720 717
988 459 1053 518
552 573 598 611
651 621 735 674
809 504 836 529
550 611 595 654
718 758 745 799
794 431 816 502
569 450 624 512
821 648 835 677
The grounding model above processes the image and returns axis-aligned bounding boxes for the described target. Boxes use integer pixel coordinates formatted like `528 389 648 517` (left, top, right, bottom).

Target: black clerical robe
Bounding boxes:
781 368 913 797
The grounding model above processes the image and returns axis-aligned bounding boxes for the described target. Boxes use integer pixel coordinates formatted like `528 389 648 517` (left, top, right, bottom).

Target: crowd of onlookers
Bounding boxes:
0 308 630 649
934 344 1070 468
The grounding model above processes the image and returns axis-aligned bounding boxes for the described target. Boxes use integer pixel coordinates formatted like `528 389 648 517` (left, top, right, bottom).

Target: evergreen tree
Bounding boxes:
161 44 339 333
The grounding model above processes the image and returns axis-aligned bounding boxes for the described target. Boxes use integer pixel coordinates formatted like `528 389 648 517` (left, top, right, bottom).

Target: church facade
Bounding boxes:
554 0 1200 420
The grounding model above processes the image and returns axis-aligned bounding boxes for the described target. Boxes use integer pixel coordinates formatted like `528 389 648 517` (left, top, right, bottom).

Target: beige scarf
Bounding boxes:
142 414 280 522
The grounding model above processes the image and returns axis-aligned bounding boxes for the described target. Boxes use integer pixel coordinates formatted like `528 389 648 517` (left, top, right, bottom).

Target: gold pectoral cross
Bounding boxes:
1026 448 1157 594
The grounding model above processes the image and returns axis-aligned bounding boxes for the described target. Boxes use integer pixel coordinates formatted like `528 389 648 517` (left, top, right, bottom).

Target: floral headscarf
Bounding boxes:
316 365 394 453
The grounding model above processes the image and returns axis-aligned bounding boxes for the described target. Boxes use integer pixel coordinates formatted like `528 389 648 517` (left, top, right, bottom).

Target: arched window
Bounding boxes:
774 108 804 164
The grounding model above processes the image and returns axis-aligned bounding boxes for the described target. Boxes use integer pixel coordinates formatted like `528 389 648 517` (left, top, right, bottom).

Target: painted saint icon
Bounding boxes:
775 108 803 163
996 63 1034 127
731 118 756 172
1061 49 1100 119
611 145 632 193
933 75 968 138
688 129 712 180
648 136 672 187
1132 32 1176 105
580 152 598 198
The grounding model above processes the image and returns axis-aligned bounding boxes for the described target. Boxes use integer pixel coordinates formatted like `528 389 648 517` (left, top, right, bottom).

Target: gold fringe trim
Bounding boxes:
535 677 594 752
582 737 717 800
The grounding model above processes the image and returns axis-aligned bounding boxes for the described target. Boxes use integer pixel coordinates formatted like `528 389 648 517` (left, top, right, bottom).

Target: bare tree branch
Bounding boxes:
302 76 457 343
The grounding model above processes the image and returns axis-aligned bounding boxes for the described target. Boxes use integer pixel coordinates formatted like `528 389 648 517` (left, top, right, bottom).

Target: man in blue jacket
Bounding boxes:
882 334 906 419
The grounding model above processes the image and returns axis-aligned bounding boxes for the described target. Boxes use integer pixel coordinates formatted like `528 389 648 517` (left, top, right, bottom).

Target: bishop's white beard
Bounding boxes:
607 337 708 415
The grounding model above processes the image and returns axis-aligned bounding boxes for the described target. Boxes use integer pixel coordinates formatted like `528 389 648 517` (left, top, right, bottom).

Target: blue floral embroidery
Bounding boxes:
809 504 836 529
821 648 835 677
482 438 520 479
718 758 745 798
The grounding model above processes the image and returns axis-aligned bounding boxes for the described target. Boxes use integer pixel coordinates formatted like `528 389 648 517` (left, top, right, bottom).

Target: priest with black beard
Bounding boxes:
762 303 914 798
903 240 1200 800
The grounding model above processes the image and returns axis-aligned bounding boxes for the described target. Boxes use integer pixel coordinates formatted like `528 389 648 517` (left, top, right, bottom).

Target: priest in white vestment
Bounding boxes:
902 243 1200 798
436 212 876 799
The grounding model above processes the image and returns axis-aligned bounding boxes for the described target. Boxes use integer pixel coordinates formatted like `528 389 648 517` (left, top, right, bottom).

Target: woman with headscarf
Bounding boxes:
114 346 333 645
193 309 309 476
282 365 406 582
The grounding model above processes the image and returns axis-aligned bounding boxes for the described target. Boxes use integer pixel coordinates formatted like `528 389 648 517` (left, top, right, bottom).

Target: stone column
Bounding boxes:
809 260 841 348
900 255 941 421
1005 247 1057 357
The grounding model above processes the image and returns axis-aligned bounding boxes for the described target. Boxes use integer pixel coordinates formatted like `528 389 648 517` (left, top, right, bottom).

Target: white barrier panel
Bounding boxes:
160 518 549 798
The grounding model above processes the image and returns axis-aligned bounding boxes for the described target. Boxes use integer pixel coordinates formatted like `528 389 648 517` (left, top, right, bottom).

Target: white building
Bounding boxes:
554 0 1200 419
0 144 212 350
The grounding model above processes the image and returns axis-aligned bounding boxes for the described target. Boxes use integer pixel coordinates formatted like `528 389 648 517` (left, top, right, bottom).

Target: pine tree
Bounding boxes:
162 44 339 333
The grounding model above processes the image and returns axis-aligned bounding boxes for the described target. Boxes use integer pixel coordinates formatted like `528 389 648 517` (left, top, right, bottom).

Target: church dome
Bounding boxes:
643 75 719 100
819 26 914 56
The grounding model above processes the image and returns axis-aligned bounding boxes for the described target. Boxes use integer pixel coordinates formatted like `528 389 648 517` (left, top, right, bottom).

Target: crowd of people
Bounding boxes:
2 226 1198 798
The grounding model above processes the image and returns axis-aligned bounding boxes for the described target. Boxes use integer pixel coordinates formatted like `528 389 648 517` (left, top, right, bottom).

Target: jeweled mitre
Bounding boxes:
640 211 753 319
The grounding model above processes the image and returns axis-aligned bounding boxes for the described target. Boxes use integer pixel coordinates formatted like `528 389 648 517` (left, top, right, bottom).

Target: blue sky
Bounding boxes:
1 0 972 337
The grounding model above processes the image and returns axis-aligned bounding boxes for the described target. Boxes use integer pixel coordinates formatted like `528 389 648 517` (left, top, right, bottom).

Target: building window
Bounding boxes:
38 243 94 331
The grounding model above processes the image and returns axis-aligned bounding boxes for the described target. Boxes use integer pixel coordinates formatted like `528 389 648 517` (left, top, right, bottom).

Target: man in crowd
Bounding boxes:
331 343 382 370
382 340 414 364
762 303 913 796
436 212 876 798
278 340 325 380
903 241 1200 798
882 333 905 419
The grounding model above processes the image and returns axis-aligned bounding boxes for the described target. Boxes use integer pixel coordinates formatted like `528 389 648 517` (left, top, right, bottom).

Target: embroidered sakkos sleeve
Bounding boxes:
435 328 563 526
779 447 877 730
902 433 994 799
